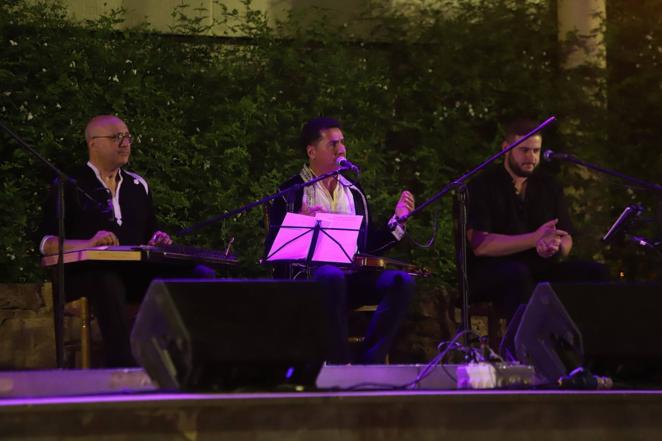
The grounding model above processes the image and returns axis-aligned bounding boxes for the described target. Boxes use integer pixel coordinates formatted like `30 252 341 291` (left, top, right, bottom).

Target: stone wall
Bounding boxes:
0 283 56 369
0 280 461 368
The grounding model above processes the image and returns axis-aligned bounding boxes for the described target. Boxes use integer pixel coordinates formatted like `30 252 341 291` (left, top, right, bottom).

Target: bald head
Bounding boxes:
85 115 125 143
85 114 132 171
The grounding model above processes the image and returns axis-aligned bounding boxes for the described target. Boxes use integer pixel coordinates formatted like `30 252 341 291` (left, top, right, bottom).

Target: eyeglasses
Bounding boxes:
91 133 133 144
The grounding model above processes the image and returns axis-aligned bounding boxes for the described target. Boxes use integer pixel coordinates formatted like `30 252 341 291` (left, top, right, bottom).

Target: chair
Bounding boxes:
348 304 378 346
347 304 391 364
63 295 142 369
452 191 504 350
468 301 501 350
63 296 92 368
43 281 92 368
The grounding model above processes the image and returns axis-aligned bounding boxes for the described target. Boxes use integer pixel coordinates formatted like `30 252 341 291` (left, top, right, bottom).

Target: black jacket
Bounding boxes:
39 164 158 247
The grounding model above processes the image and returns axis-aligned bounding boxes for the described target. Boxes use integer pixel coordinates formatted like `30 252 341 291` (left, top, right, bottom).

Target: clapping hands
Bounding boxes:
535 219 568 258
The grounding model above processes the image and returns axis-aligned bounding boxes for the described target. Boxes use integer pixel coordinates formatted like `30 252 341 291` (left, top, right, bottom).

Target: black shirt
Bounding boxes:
39 163 158 247
467 165 574 267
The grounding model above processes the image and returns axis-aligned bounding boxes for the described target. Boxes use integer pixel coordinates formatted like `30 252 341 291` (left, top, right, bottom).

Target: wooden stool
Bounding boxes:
468 302 501 350
43 281 92 369
63 297 92 369
348 304 390 364
348 304 378 344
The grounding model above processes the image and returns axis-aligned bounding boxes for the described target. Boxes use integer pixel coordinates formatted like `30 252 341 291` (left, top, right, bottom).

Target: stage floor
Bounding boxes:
2 367 662 441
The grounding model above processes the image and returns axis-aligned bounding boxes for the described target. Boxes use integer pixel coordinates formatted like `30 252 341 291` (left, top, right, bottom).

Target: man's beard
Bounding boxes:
508 154 535 177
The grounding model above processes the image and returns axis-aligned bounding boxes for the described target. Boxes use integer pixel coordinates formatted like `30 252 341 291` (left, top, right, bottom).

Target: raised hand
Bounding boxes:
395 190 415 220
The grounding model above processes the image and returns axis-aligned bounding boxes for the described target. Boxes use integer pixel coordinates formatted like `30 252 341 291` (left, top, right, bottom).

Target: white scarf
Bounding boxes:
300 164 356 215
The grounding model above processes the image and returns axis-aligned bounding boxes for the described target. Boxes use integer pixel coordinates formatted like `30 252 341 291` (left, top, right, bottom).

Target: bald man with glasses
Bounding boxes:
39 114 173 367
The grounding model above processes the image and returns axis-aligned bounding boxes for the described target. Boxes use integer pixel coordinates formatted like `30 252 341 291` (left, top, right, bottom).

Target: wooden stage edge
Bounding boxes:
2 368 662 440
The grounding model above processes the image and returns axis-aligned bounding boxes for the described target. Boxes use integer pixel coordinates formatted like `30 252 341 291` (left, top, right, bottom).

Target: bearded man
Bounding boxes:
466 118 608 320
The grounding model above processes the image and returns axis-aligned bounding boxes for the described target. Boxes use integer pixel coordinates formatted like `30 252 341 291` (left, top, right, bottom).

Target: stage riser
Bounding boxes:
2 391 662 441
0 365 519 398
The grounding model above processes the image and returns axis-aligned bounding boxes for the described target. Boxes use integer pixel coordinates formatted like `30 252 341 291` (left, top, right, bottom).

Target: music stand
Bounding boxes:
266 212 362 267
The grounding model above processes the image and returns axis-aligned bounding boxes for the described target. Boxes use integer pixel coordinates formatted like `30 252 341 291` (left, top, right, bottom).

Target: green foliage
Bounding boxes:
600 0 662 280
0 0 656 286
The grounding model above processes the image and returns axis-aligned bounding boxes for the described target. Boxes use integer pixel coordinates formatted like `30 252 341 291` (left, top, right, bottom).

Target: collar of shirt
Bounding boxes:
86 161 124 226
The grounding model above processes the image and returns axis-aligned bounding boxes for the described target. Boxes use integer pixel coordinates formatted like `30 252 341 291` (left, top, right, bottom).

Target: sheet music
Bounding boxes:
312 213 363 263
266 212 363 264
267 213 318 261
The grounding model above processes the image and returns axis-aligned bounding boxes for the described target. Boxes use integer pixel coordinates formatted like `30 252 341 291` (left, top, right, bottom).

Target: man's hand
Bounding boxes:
299 201 325 217
148 230 172 246
394 190 415 221
536 225 569 258
535 219 559 241
89 230 119 247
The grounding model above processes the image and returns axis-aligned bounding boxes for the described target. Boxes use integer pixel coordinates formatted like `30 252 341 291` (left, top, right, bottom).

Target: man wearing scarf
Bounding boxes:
266 117 416 364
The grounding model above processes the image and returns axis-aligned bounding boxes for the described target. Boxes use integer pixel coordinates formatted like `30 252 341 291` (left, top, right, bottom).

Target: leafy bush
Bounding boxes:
0 0 657 289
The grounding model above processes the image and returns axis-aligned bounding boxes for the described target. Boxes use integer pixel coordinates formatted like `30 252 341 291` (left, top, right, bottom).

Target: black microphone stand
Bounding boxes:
547 152 662 194
177 166 356 237
548 151 662 254
0 120 102 368
392 116 557 342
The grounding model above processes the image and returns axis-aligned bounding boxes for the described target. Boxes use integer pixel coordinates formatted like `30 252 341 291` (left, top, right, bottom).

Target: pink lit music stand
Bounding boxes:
266 212 362 266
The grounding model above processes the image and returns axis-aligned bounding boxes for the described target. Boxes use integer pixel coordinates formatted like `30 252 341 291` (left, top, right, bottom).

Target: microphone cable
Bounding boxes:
405 208 441 249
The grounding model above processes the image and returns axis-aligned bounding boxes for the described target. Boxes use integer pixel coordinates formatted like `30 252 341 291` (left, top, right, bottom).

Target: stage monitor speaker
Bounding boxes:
503 281 662 384
130 278 330 391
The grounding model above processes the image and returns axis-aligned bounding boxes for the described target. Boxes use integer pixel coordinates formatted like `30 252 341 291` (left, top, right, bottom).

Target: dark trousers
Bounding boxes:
469 259 610 321
64 262 215 367
314 265 415 364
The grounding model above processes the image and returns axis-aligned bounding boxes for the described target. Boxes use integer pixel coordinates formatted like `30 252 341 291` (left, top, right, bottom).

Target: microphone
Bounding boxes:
602 203 643 243
558 367 613 390
542 150 575 162
336 157 360 174
543 149 573 162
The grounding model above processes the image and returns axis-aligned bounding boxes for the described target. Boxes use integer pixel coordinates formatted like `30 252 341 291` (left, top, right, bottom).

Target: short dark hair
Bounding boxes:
300 117 342 150
503 118 541 142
